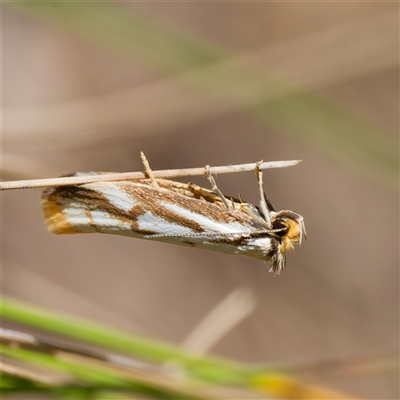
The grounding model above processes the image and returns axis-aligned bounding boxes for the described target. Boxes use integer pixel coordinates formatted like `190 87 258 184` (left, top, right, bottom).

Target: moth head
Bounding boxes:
265 210 306 275
271 210 306 252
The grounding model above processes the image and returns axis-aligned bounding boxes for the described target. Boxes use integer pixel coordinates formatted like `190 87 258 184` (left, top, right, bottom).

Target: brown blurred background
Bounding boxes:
2 2 399 399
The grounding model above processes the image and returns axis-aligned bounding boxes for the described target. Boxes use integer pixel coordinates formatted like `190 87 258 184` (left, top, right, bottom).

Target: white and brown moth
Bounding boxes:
41 156 306 274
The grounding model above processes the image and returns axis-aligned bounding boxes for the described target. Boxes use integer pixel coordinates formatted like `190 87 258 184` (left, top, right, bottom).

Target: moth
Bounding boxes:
41 157 306 274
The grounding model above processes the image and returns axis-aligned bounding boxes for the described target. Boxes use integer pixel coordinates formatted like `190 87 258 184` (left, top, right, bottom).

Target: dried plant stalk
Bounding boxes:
0 158 301 190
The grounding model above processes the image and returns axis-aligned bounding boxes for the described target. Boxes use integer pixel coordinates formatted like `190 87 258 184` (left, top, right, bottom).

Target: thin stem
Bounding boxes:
0 159 301 190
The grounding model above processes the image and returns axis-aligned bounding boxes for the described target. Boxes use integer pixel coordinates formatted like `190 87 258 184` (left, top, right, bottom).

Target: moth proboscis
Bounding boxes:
41 154 306 275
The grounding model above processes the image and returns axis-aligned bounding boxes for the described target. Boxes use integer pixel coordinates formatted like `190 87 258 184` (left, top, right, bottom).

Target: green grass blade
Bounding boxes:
1 297 249 385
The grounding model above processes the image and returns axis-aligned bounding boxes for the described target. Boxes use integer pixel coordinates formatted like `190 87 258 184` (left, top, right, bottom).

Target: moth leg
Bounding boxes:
187 183 219 202
205 165 231 210
140 152 160 190
255 161 273 228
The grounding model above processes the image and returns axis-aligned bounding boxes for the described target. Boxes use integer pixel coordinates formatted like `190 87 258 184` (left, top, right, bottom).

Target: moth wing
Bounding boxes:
41 179 257 239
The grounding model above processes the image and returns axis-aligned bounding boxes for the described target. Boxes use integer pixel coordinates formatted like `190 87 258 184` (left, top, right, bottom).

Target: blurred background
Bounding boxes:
2 2 399 399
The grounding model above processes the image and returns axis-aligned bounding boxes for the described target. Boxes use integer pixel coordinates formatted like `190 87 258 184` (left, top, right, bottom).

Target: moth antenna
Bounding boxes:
140 152 160 190
144 228 286 240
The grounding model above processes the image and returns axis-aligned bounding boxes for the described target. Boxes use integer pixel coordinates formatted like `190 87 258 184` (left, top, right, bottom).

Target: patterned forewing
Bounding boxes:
41 179 262 240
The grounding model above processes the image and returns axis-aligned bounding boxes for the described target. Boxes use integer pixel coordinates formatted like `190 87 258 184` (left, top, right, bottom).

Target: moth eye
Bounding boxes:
272 219 289 237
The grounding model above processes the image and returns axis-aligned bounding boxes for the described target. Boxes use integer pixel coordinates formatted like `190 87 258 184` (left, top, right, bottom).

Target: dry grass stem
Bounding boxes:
181 288 257 356
0 159 301 190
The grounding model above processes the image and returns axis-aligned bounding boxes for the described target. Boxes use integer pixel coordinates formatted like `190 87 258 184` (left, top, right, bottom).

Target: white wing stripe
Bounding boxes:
162 202 250 234
93 184 136 212
137 211 194 236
